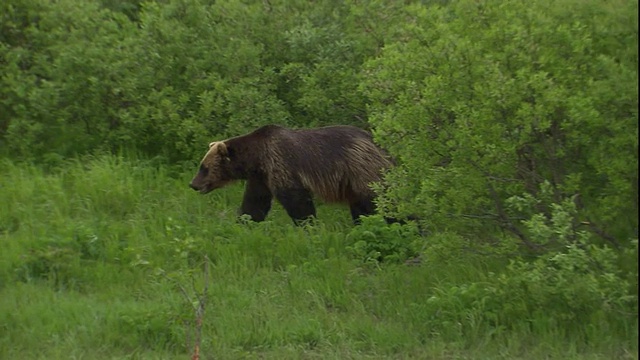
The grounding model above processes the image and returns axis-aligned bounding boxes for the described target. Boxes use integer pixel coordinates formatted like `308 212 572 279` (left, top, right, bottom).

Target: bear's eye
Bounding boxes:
198 164 209 177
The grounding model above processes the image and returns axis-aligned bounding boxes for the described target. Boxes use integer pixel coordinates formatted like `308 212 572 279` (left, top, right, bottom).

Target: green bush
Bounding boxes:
419 195 638 342
346 215 421 264
362 0 638 249
1 0 400 162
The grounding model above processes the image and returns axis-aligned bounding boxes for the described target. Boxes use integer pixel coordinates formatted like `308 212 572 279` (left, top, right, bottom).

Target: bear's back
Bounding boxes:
258 125 391 203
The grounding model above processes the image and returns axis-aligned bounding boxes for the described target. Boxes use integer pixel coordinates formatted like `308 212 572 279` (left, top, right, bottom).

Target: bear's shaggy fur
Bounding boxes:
189 124 393 224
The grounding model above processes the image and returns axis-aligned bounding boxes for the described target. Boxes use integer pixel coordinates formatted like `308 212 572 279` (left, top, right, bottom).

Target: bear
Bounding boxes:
189 124 394 225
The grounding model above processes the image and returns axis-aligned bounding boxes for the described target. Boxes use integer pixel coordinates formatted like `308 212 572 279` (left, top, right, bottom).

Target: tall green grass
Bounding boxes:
0 156 636 359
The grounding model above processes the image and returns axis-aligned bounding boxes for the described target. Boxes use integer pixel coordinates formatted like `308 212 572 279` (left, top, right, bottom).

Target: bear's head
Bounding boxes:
189 141 234 194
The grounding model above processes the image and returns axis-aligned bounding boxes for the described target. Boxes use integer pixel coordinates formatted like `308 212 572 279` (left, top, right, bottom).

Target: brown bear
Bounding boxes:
189 124 394 225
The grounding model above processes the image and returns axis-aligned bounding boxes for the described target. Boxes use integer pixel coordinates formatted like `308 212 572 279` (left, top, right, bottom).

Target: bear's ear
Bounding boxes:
208 141 231 162
217 142 228 156
215 142 231 162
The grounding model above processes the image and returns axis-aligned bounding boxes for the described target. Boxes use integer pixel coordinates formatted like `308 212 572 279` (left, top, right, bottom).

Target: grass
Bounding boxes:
0 155 637 359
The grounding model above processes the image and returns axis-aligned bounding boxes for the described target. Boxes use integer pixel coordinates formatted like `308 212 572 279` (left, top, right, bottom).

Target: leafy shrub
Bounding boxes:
417 240 637 345
346 215 421 264
363 0 638 247
495 192 637 325
494 241 637 325
1 0 399 162
419 195 638 340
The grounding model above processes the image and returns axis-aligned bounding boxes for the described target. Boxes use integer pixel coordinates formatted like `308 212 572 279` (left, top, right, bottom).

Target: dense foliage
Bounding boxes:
0 0 637 357
1 0 399 162
363 0 638 250
2 0 636 245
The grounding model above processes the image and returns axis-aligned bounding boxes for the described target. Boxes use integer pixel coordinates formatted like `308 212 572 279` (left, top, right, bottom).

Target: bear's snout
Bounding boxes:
190 179 214 194
189 182 200 191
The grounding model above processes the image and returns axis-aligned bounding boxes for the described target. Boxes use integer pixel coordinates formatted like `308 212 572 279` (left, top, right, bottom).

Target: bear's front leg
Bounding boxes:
240 179 273 222
275 188 316 226
349 197 376 225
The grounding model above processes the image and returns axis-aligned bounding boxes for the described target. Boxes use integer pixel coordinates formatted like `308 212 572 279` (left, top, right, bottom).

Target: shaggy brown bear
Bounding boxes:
189 124 393 225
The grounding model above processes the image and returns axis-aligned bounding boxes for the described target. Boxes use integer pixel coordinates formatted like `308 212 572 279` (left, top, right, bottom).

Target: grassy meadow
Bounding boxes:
0 156 636 359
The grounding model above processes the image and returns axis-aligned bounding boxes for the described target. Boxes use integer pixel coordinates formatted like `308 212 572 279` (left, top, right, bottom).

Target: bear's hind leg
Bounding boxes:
240 179 273 222
276 188 316 225
349 197 376 225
